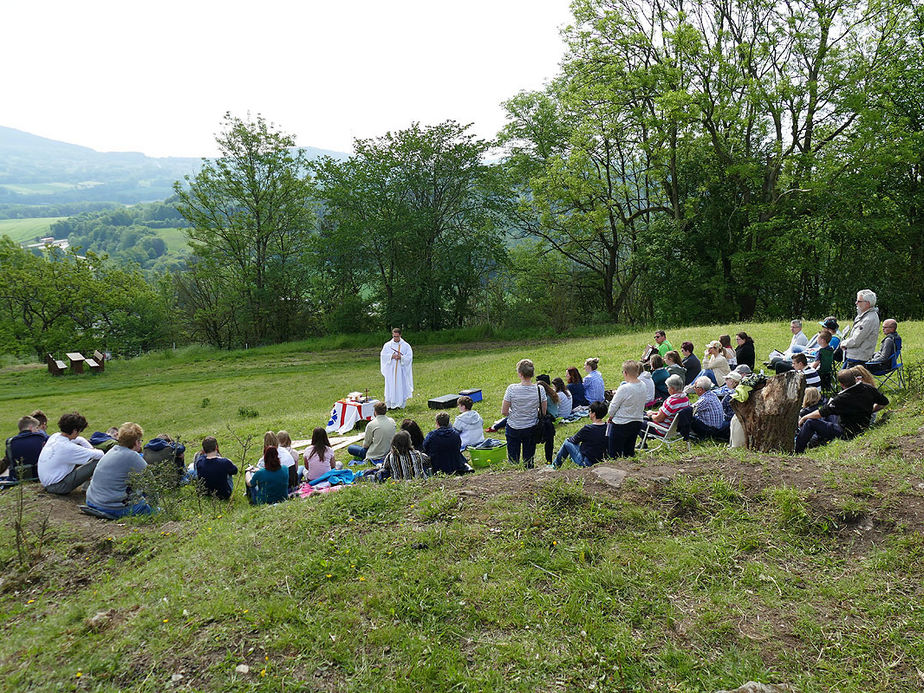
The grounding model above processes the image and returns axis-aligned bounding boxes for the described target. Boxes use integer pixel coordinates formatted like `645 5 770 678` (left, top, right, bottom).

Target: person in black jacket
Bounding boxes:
680 342 701 386
735 332 756 371
422 413 470 475
794 370 888 453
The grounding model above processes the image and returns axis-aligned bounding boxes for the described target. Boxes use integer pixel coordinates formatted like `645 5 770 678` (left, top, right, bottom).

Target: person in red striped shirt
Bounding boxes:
644 375 690 437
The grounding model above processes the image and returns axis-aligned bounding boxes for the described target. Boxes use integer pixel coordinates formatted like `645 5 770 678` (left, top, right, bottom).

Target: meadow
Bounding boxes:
0 320 922 691
0 216 66 243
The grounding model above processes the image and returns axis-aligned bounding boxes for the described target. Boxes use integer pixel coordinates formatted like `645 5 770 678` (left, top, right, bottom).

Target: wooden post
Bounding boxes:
730 371 806 453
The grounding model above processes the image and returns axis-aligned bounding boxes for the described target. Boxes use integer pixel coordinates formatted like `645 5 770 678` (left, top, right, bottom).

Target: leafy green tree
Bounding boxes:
314 121 507 331
174 113 317 346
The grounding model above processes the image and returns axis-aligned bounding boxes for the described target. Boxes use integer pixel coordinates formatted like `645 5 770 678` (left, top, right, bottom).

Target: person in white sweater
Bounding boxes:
606 360 648 457
38 412 105 494
452 396 485 449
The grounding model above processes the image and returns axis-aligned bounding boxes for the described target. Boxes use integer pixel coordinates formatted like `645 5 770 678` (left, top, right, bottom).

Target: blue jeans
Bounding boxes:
87 500 155 518
553 439 588 468
701 369 718 385
795 418 844 453
505 426 537 467
347 444 367 459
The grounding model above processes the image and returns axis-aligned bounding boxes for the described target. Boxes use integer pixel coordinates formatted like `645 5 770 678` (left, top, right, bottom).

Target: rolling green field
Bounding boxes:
0 216 66 243
0 321 922 691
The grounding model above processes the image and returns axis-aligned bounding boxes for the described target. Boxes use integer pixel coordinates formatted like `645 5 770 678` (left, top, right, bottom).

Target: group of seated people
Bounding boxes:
345 400 482 481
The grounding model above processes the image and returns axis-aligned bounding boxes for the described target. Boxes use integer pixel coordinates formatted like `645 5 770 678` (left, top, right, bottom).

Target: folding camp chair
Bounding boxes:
637 407 693 454
870 344 904 393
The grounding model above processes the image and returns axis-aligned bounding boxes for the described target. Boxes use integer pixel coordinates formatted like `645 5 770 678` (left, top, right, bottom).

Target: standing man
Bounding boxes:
841 289 880 368
380 328 413 409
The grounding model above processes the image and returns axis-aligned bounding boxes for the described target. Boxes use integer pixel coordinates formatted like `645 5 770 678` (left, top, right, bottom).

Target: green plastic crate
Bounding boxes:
468 445 507 468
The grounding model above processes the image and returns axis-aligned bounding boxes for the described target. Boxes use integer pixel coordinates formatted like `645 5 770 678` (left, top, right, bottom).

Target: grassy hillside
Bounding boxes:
0 322 921 691
0 216 65 243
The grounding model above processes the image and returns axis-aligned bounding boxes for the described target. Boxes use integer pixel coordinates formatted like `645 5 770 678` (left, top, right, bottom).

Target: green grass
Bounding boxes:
0 217 66 243
0 320 922 691
153 226 190 252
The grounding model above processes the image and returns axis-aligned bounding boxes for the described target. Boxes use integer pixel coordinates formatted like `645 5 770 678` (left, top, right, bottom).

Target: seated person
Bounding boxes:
553 378 573 419
347 402 396 464
259 431 296 469
644 375 690 437
643 330 673 362
380 431 431 481
246 446 289 505
664 350 686 381
400 419 426 449
681 342 701 386
2 415 46 481
566 367 589 407
649 355 670 400
193 436 238 500
638 368 656 405
800 387 823 418
811 331 836 389
582 358 605 403
734 332 756 371
552 401 608 468
719 335 738 369
89 428 119 452
423 413 469 475
714 370 742 399
30 410 49 438
802 318 841 358
789 353 821 387
453 396 485 449
85 422 154 517
276 430 299 488
865 319 900 374
794 370 889 453
690 376 726 440
302 428 335 482
701 342 730 384
37 412 105 495
142 433 187 484
768 320 810 369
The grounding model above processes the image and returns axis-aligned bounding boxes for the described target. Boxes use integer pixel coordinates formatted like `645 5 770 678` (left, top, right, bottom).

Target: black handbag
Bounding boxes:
533 385 551 443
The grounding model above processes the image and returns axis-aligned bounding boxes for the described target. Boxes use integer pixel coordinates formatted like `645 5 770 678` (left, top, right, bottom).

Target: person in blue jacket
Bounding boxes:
246 446 289 505
423 413 470 475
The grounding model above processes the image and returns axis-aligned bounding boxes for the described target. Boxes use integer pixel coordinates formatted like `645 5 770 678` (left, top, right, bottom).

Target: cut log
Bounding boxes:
730 371 806 453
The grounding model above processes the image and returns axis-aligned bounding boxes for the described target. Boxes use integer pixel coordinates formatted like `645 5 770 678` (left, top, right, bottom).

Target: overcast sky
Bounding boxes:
2 0 572 158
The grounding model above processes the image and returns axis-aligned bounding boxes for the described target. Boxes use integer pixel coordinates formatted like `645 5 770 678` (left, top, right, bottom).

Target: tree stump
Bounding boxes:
730 371 806 453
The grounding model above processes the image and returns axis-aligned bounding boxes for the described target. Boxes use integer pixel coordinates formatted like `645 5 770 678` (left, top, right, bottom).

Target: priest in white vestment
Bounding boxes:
380 328 413 409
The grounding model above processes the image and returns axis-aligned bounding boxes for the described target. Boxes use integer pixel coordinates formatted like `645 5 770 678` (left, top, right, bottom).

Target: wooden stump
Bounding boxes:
730 371 806 453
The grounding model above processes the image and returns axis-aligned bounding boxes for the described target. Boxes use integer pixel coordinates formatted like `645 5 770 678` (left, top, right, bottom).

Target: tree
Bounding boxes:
313 121 507 331
174 113 317 347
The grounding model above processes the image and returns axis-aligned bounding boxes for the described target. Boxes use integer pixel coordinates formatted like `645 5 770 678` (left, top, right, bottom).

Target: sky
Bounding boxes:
2 0 572 158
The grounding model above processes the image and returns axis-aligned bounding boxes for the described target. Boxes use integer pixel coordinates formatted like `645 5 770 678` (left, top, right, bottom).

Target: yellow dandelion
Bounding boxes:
260 669 267 677
359 576 366 581
326 574 332 578
553 541 558 546
26 599 34 604
264 655 269 662
76 671 82 678
163 618 169 623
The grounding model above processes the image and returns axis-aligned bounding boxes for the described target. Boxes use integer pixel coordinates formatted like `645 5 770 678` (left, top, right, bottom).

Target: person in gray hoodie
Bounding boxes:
841 289 881 366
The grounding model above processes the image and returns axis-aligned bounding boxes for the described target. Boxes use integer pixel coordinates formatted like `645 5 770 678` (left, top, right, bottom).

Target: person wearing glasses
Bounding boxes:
840 289 880 368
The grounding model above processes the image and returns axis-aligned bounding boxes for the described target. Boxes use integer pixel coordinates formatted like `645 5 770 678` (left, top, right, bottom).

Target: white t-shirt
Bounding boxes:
503 382 547 430
38 432 105 487
258 446 296 469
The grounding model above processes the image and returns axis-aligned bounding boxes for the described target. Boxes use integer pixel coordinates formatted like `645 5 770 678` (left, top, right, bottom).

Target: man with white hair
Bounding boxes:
840 289 880 367
768 319 809 370
644 375 690 436
690 376 728 441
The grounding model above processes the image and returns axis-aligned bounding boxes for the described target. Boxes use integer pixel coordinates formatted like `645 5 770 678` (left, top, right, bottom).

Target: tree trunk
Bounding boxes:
731 371 805 453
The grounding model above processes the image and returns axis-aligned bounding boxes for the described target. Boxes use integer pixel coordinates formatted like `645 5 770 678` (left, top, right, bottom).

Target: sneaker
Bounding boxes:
544 464 559 471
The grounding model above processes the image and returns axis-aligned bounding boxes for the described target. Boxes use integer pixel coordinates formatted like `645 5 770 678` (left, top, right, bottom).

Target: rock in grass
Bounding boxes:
235 664 250 674
86 610 115 631
716 683 795 693
592 467 627 488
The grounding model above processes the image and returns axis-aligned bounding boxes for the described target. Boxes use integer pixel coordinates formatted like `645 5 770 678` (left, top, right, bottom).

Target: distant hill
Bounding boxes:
0 126 349 206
